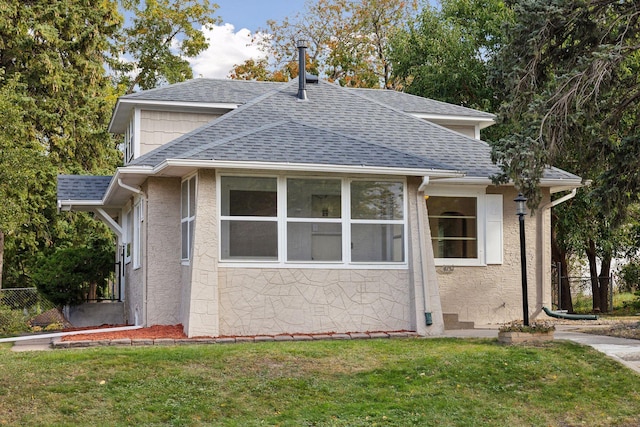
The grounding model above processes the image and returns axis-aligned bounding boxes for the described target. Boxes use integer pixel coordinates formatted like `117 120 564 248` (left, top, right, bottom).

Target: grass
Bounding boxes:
572 291 640 315
1 338 639 426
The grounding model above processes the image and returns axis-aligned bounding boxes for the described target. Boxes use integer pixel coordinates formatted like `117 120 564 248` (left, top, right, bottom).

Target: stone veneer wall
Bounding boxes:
217 268 413 336
144 177 183 326
437 187 551 325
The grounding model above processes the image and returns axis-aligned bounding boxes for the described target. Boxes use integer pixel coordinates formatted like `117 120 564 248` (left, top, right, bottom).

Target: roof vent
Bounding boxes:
297 39 308 100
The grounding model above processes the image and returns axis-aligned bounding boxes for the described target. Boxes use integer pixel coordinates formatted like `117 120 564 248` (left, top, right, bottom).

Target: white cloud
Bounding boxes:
188 24 269 79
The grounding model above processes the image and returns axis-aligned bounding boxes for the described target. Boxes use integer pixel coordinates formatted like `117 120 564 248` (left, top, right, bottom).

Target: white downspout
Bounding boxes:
116 178 147 327
417 176 432 326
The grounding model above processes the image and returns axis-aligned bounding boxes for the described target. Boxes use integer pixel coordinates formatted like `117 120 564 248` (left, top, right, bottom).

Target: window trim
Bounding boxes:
124 205 133 265
181 174 197 264
426 186 488 267
132 197 143 269
217 172 408 269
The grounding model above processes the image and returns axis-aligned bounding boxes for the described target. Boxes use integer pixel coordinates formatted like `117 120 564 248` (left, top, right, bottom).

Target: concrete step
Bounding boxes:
443 313 475 330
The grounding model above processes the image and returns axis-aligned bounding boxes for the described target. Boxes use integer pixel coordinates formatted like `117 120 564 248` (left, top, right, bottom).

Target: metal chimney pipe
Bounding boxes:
297 39 307 100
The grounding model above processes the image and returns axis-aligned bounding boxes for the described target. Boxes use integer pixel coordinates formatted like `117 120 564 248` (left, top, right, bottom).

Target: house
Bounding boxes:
57 56 582 337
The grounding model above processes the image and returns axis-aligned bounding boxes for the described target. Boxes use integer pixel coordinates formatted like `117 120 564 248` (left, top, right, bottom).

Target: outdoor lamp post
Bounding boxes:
515 193 530 326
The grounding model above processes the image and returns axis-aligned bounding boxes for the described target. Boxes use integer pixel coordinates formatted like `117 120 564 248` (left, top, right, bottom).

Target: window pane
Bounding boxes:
181 221 189 260
351 224 404 262
221 220 278 259
287 179 341 218
221 176 277 216
287 223 342 261
189 177 196 217
351 181 403 220
181 181 188 219
427 196 478 259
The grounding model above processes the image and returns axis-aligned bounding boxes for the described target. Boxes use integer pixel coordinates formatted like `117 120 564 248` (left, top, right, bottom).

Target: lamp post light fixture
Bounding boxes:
515 193 530 326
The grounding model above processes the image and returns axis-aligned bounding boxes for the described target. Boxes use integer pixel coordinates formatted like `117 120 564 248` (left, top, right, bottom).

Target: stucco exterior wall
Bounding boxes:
139 111 221 156
183 170 220 337
437 187 551 325
144 177 183 325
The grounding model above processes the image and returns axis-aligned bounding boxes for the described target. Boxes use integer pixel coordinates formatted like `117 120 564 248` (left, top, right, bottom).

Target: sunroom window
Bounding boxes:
350 181 404 262
287 178 342 262
220 176 278 260
219 175 406 266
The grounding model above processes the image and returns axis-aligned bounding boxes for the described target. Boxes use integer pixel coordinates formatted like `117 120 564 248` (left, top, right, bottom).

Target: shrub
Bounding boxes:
618 260 640 292
33 243 114 306
0 305 30 337
499 320 556 333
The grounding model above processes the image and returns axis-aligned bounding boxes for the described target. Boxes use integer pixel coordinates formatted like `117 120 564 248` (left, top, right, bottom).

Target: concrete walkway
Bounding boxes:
443 325 640 374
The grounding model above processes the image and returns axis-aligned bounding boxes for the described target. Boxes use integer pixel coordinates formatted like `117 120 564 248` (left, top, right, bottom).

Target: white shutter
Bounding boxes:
485 194 503 264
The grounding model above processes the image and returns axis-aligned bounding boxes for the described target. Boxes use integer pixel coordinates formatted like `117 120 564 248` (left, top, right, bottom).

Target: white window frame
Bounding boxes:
426 185 503 267
123 109 140 164
217 172 408 269
181 174 197 264
124 204 133 265
132 197 143 269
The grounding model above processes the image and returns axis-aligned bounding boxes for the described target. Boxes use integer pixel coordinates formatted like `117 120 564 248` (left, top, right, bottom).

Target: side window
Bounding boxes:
181 176 196 261
427 196 477 259
125 207 133 264
426 192 503 266
133 198 143 269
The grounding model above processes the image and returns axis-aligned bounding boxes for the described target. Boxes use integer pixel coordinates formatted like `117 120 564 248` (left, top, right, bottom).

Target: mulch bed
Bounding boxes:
61 324 187 341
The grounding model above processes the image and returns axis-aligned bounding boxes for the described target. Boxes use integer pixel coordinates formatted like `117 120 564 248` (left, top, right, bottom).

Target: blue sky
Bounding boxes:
187 0 307 79
215 0 307 32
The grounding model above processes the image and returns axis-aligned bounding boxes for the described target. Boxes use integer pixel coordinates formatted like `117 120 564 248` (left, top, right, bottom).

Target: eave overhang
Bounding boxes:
410 112 496 130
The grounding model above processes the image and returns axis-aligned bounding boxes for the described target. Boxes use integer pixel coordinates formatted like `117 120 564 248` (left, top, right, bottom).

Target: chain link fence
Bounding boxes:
0 287 67 330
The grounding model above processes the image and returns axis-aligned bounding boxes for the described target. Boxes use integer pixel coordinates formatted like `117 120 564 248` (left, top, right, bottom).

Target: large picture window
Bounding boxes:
219 175 406 266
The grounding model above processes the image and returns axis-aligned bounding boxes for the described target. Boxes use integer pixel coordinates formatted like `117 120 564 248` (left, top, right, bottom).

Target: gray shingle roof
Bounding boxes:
352 87 496 119
120 78 494 119
129 80 514 178
121 79 284 104
57 175 111 200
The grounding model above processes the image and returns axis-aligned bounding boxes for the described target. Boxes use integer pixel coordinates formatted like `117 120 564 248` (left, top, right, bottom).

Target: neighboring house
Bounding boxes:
57 62 581 337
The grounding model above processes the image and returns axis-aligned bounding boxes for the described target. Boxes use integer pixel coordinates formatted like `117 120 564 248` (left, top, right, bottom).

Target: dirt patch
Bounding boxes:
61 324 188 341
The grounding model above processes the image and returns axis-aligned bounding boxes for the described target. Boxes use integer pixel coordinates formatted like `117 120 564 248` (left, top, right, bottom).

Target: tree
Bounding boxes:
230 0 416 88
113 0 220 93
490 0 640 312
33 234 115 306
0 0 219 289
390 0 514 111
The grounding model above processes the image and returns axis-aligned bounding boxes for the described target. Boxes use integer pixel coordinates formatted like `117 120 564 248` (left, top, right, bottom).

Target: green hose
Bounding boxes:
543 306 598 320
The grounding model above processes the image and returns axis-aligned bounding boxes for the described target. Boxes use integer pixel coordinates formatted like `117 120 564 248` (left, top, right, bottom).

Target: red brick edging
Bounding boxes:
52 331 418 349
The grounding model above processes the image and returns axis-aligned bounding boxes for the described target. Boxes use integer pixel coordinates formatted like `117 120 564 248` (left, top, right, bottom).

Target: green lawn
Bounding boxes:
1 338 639 426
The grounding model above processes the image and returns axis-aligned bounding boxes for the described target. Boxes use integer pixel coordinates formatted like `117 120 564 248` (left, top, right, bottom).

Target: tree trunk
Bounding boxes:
599 254 612 313
551 224 573 312
0 230 4 288
586 239 601 312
